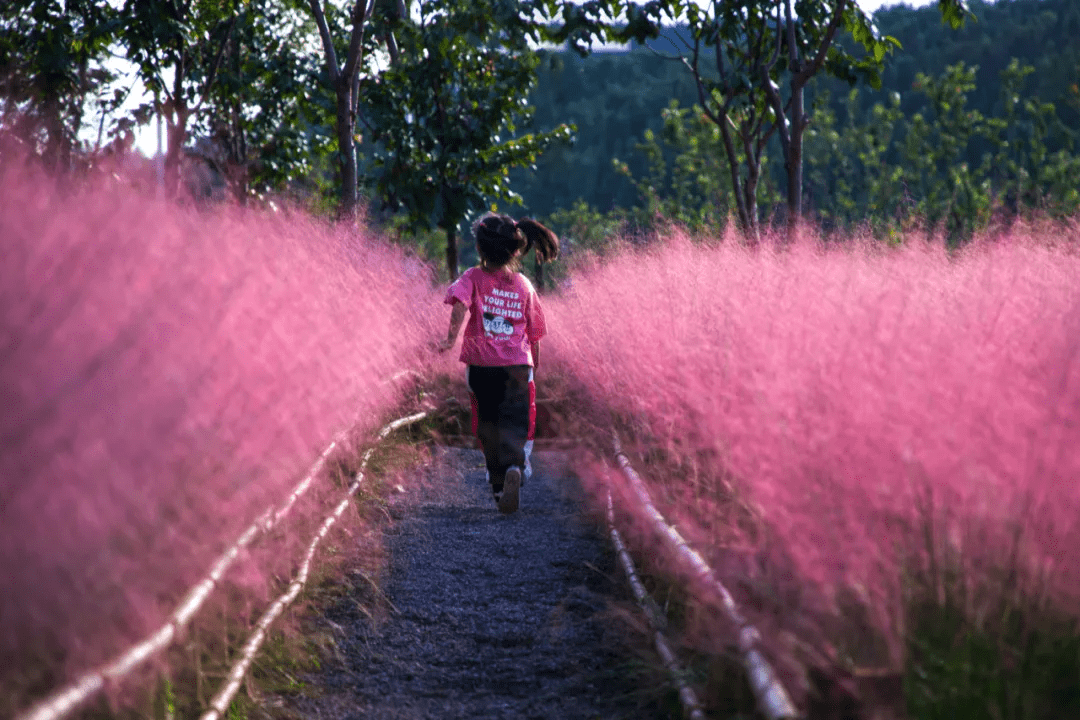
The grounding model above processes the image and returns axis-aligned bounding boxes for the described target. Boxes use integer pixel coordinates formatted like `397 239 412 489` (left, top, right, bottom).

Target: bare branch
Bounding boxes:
642 19 693 63
349 0 377 116
717 112 750 230
758 121 778 156
687 42 715 121
708 0 731 82
378 0 407 65
672 23 694 53
710 27 729 83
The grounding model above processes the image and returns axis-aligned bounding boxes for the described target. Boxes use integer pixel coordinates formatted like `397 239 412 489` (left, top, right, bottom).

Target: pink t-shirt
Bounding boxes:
444 266 546 367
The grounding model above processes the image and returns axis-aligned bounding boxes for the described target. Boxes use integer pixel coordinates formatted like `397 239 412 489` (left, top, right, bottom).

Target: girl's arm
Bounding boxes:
438 301 467 352
531 340 540 372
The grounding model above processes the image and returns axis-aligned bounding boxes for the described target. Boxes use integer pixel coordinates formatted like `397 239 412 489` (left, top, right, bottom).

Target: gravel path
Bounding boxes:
295 446 673 720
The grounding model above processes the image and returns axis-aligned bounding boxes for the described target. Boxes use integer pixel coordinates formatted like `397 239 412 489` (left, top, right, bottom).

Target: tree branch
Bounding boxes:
794 0 848 87
383 0 407 66
717 112 749 230
341 0 375 91
749 6 769 74
687 38 721 125
308 0 341 86
765 0 783 74
762 72 791 165
193 10 239 115
785 0 799 71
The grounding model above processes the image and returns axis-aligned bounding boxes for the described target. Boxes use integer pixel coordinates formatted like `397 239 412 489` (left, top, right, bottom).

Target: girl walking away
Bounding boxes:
438 213 559 514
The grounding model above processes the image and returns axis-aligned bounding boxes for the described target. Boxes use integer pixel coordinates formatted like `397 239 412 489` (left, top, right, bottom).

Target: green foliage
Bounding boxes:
869 0 1079 130
905 595 1080 719
120 0 239 105
118 0 249 193
804 87 909 232
902 63 990 240
511 1 1078 238
596 47 1079 246
614 99 743 234
513 49 704 220
984 59 1080 220
523 0 632 56
384 216 456 279
544 198 626 260
606 0 918 233
802 59 1080 242
937 0 974 30
0 0 120 164
360 0 573 274
202 0 335 202
5 0 1078 249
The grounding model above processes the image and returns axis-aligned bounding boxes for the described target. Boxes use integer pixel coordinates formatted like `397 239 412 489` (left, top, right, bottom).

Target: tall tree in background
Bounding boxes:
0 0 118 169
121 0 243 195
362 0 573 279
620 0 969 237
304 0 380 219
199 0 329 203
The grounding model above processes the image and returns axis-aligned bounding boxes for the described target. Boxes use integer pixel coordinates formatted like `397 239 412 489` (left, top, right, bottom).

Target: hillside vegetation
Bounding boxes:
513 0 1080 246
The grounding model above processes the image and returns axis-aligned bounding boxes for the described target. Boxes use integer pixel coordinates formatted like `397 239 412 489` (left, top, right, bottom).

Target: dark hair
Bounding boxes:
473 213 560 271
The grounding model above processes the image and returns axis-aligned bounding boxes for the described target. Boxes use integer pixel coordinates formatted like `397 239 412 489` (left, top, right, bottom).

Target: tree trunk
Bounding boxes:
785 84 806 236
307 0 370 221
743 169 760 244
43 99 66 171
335 86 358 219
445 225 458 280
163 103 188 197
741 129 762 244
718 118 755 237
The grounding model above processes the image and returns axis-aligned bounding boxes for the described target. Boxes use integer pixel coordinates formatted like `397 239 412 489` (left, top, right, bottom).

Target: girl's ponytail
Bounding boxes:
515 218 560 264
473 213 559 271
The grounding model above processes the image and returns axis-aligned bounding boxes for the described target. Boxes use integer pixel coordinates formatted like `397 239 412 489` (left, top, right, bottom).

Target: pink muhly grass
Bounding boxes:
0 161 441 697
546 225 1080 664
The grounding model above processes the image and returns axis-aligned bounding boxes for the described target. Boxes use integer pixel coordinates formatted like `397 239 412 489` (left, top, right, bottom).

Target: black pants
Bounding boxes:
467 365 534 492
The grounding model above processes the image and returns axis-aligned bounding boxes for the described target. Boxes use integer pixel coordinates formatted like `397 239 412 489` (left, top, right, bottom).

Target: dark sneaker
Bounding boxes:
499 467 521 514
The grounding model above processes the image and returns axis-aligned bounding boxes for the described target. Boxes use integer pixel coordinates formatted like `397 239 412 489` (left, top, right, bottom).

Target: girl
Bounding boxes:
438 213 559 514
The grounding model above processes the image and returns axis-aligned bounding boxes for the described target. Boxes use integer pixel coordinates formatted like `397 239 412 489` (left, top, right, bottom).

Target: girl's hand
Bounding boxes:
436 337 455 353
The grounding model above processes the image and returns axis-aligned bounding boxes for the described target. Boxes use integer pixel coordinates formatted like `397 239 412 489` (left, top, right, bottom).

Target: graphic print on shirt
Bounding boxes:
481 286 523 338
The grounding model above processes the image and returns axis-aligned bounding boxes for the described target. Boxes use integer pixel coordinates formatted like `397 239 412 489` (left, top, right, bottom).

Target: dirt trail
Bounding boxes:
291 446 673 720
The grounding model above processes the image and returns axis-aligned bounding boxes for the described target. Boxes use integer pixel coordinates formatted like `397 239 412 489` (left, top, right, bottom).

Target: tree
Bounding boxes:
304 0 382 219
984 58 1080 221
120 0 244 195
0 0 119 169
613 98 746 234
361 0 572 280
198 0 332 203
799 58 1080 240
610 0 970 238
615 1 893 237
